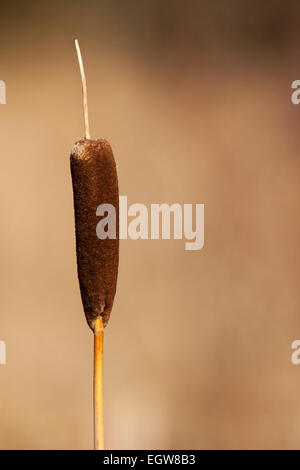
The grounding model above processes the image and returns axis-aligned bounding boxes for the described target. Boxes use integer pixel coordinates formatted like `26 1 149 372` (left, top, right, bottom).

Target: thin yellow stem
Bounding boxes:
94 317 104 450
75 39 91 139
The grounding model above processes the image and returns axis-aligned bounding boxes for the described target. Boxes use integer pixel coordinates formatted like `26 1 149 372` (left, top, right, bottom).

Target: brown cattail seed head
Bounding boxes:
70 138 119 330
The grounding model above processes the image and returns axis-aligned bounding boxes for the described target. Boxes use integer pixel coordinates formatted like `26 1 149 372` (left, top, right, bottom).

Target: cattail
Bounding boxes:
70 40 119 450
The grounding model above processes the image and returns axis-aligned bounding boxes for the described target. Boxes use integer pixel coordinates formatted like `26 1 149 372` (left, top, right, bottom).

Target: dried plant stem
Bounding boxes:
94 317 104 450
75 39 91 139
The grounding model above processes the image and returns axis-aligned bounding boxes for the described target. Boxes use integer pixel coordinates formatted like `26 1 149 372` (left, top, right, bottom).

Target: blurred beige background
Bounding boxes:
0 0 300 449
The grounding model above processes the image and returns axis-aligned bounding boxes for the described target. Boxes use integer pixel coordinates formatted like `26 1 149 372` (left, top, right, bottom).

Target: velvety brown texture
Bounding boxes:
70 138 119 329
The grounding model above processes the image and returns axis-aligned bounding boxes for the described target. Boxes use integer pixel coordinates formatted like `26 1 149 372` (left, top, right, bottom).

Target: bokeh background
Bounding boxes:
0 0 300 449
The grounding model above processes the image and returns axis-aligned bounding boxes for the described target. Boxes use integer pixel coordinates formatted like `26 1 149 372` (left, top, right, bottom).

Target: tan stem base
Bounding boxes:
94 317 104 450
